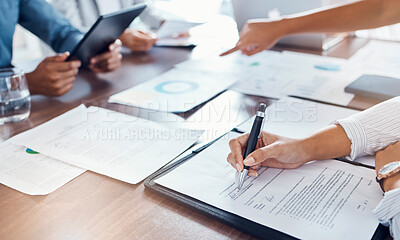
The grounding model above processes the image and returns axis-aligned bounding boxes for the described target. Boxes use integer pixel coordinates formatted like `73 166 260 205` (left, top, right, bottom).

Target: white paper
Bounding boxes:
176 50 357 105
231 52 358 105
175 50 282 75
349 40 400 77
0 142 85 195
156 132 383 240
156 20 203 39
109 68 239 112
155 37 195 47
11 105 201 184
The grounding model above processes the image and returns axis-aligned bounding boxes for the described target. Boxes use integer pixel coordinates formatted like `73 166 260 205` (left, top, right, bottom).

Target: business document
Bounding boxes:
156 132 383 240
176 50 359 105
11 105 201 184
109 68 239 112
0 142 85 195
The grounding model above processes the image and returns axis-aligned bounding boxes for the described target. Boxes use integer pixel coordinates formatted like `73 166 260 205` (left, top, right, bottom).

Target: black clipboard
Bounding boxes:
145 129 390 240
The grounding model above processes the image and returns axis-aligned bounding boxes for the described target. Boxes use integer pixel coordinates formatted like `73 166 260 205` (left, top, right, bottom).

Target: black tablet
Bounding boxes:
68 3 146 66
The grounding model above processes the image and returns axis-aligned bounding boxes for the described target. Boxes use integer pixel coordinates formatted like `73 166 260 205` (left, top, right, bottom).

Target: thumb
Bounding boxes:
243 144 279 167
46 52 70 62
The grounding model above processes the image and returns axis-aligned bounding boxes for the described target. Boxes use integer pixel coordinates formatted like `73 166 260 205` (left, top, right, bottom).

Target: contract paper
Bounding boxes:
0 142 85 195
11 105 200 184
155 132 383 240
109 68 239 112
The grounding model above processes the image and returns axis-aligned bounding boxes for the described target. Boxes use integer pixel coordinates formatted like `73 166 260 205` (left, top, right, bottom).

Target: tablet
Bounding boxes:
68 3 146 66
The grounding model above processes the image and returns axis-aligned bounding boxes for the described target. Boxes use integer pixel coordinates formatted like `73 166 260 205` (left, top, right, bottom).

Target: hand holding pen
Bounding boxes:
227 103 312 190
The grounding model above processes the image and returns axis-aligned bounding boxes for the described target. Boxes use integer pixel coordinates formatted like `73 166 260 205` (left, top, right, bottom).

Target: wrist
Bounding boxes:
298 137 315 163
25 72 38 95
280 17 301 36
383 174 400 192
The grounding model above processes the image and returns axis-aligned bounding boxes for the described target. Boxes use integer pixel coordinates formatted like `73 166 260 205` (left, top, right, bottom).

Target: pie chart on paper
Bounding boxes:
154 81 199 94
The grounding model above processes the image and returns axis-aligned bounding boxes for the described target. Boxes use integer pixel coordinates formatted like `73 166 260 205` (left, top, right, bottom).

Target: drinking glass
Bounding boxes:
0 68 31 124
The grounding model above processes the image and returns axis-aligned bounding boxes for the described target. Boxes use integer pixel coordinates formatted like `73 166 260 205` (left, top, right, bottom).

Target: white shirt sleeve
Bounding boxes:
334 96 400 239
334 96 400 160
373 188 400 240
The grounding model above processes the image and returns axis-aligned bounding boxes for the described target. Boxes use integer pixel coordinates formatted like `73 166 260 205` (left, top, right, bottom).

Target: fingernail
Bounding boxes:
244 157 255 165
236 163 242 172
249 171 258 177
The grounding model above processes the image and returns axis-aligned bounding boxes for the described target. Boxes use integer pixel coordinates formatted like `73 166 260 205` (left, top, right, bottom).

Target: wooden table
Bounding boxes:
0 37 380 240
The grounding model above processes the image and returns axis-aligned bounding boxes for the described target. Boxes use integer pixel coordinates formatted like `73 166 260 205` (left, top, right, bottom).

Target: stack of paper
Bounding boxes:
11 105 201 184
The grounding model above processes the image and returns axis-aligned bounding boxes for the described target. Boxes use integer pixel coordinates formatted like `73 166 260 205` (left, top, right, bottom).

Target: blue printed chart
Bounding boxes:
109 69 239 112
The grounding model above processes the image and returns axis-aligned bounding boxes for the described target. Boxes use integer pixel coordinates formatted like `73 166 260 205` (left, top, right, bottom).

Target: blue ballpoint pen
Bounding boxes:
237 103 267 190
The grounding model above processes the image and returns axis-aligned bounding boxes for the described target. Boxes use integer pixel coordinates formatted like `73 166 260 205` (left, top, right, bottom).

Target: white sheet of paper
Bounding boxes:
175 50 282 75
156 20 203 39
155 37 195 47
230 52 358 105
0 142 85 195
176 50 357 105
155 131 383 240
11 105 200 184
109 68 239 112
349 40 400 77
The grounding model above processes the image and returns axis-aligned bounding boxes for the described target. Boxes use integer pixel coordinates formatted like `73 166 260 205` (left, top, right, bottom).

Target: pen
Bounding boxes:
237 103 267 190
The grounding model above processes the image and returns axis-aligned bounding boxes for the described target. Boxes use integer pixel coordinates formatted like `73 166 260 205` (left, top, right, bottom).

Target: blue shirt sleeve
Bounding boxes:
18 0 84 53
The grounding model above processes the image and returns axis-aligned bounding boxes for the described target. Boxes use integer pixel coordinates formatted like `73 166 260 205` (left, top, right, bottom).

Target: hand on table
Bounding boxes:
220 19 286 57
25 52 81 96
89 39 123 73
227 131 311 177
120 29 157 52
375 142 400 192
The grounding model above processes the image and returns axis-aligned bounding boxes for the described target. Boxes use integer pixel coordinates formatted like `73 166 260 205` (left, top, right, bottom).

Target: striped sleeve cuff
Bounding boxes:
332 118 367 160
373 188 400 239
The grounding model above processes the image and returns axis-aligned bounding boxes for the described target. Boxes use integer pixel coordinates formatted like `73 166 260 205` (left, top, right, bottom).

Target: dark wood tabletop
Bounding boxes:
0 36 380 240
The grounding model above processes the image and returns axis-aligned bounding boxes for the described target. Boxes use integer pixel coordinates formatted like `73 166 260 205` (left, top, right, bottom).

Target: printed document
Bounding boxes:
230 51 358 105
11 105 200 184
156 132 383 240
0 142 85 195
349 40 400 77
176 50 358 105
109 68 239 112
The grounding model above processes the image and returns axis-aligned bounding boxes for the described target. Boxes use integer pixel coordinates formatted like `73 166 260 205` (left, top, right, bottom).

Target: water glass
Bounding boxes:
0 68 31 124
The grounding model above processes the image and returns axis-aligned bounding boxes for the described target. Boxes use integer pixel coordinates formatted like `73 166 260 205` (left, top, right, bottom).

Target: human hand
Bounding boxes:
220 19 287 56
227 131 311 177
25 52 81 96
89 39 122 73
375 142 400 192
119 29 157 52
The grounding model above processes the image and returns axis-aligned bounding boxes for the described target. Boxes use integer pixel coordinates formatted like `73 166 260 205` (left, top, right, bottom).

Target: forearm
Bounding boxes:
280 0 400 35
301 125 352 161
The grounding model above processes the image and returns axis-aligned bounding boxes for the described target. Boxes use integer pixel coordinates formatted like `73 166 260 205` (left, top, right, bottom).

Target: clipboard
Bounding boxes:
144 129 389 240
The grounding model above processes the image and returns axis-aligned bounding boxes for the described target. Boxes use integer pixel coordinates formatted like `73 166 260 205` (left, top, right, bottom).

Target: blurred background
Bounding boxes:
12 0 400 65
